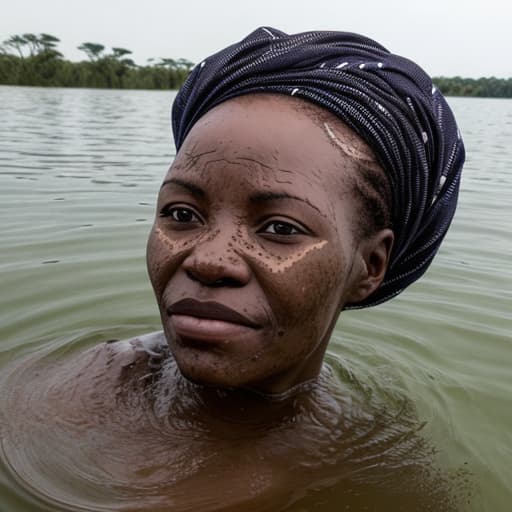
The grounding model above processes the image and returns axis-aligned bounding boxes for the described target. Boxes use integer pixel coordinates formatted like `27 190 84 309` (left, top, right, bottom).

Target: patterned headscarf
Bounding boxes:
171 27 465 308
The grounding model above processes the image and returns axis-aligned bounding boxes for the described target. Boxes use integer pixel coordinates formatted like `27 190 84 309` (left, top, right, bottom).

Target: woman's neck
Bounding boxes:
150 357 323 438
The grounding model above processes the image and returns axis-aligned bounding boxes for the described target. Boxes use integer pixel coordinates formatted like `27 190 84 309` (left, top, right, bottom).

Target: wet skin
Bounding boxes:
147 93 394 394
1 334 464 512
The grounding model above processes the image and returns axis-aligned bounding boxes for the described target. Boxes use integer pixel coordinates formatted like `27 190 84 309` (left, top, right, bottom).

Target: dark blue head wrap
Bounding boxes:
171 27 465 308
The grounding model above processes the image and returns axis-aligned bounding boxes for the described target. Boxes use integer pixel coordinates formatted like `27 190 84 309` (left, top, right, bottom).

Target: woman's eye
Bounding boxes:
262 221 304 236
160 206 201 224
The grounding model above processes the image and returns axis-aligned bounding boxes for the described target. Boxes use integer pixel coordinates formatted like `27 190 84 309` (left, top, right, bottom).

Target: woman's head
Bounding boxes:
147 94 393 393
147 27 464 392
171 27 465 307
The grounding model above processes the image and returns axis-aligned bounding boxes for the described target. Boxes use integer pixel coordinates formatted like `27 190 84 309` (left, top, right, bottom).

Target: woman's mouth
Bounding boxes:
167 298 261 343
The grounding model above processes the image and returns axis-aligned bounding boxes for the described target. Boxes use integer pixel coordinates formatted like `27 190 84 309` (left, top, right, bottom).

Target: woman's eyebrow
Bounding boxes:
250 191 322 215
160 177 205 198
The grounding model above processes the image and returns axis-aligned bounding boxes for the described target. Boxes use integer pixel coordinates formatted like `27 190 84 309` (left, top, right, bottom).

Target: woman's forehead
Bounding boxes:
172 94 373 190
185 93 375 153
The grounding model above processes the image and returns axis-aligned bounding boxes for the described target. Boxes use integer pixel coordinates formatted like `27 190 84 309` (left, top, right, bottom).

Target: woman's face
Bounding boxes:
147 94 388 393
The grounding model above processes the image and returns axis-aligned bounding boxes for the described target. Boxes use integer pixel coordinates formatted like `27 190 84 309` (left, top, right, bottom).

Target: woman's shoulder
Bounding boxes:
100 331 168 364
0 331 171 415
85 331 169 383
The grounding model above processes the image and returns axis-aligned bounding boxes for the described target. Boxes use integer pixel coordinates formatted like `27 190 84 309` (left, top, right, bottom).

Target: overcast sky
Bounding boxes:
2 0 511 78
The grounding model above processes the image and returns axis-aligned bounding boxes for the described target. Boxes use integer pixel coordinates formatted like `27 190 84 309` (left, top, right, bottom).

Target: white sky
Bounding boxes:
2 0 511 78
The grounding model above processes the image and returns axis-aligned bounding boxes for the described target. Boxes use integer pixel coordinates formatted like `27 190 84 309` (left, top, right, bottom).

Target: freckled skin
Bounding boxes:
147 93 393 393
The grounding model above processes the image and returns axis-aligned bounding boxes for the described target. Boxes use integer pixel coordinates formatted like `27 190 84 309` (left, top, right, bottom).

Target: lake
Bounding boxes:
0 86 511 511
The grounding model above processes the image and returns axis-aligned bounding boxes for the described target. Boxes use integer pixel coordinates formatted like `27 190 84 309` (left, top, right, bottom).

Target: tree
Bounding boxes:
78 42 105 61
121 58 136 67
176 58 194 71
111 47 132 59
157 58 177 69
1 33 61 59
40 33 60 52
22 33 40 56
2 35 28 58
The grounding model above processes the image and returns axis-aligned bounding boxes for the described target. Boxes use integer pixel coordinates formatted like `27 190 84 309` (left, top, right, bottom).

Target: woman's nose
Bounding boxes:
181 233 252 288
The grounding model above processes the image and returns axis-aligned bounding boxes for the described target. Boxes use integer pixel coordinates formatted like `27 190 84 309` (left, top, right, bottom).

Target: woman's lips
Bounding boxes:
167 298 261 343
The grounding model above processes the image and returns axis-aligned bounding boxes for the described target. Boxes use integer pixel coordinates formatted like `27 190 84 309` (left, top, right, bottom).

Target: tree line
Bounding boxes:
0 33 193 89
1 33 511 97
432 76 512 98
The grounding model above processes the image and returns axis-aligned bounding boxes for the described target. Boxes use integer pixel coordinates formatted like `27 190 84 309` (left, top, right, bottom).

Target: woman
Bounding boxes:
1 28 466 511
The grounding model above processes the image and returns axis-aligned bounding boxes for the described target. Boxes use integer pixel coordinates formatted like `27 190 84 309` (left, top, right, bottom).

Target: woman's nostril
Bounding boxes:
185 270 244 288
211 277 244 288
185 269 197 282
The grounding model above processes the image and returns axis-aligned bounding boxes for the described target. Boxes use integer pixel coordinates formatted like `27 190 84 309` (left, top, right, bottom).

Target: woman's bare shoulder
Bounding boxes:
82 331 169 383
0 331 170 413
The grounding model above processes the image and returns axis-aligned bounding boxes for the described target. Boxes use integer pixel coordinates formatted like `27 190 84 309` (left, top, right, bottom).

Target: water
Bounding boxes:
0 86 510 511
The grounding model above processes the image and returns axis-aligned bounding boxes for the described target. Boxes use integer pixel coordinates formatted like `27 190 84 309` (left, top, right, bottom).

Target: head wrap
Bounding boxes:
171 27 465 308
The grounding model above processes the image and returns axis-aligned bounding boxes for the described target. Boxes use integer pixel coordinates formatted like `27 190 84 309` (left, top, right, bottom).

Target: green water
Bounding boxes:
0 86 511 511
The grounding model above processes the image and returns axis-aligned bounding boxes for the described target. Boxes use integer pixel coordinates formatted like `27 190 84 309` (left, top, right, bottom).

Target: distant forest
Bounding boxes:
1 33 511 97
0 33 193 89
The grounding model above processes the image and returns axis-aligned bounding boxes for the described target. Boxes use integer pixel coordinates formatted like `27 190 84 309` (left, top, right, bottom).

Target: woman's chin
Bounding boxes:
172 351 246 390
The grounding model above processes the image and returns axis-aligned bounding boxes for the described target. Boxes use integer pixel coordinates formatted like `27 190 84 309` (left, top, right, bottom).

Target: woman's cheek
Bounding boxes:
253 242 345 328
146 226 186 297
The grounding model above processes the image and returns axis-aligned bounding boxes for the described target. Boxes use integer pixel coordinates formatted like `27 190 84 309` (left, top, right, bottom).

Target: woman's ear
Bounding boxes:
346 228 394 304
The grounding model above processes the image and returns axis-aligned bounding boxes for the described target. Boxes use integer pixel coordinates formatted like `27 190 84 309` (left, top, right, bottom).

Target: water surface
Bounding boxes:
0 86 511 511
